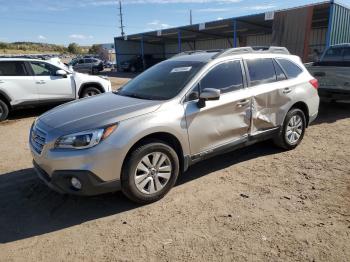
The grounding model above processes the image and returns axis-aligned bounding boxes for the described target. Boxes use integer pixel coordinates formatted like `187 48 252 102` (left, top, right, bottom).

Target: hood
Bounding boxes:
38 93 162 133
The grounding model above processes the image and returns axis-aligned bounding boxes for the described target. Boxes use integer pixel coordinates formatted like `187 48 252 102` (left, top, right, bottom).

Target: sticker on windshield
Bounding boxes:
170 67 192 73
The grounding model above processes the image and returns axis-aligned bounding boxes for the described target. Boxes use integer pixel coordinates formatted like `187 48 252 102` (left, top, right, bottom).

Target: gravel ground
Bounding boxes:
0 77 349 261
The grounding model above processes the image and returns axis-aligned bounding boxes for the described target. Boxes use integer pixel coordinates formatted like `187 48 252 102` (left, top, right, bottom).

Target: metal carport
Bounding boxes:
114 1 348 69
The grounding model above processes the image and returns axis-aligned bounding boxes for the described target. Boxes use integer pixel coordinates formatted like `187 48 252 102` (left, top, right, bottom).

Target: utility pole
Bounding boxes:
118 0 125 37
190 10 193 25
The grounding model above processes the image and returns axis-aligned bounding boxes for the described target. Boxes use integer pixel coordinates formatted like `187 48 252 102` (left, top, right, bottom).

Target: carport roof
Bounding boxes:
115 1 331 45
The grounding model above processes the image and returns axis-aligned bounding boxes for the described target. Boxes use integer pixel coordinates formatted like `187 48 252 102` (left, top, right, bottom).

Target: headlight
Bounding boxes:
55 124 117 149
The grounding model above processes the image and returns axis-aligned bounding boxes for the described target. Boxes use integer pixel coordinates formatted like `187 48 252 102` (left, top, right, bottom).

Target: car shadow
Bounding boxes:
0 141 281 244
7 106 55 121
312 101 350 125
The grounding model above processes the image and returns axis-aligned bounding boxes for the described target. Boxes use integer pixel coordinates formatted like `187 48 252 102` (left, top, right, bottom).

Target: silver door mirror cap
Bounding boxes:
199 88 221 101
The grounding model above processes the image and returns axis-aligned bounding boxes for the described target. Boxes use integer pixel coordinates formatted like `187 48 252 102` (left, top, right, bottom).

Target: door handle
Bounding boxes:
237 99 250 107
0 80 4 84
283 88 292 94
36 80 46 84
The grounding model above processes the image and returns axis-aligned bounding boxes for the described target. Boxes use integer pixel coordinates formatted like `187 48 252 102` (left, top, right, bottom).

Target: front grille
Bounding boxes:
31 125 47 155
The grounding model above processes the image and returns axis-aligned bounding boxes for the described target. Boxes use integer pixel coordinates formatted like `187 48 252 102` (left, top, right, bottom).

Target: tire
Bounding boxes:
0 99 9 122
80 86 102 98
130 66 136 73
274 108 306 150
121 140 180 204
91 68 99 75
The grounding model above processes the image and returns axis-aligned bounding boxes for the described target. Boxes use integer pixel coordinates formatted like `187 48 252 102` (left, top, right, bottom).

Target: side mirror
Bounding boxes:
56 69 67 78
198 88 220 108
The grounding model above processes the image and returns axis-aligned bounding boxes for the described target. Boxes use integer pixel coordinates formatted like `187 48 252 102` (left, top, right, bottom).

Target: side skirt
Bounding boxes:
183 126 281 171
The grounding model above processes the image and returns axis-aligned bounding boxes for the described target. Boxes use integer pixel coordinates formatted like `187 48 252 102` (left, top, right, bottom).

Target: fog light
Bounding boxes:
71 177 82 190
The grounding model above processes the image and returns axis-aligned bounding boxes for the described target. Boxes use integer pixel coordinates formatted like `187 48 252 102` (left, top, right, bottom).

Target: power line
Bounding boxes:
118 0 125 37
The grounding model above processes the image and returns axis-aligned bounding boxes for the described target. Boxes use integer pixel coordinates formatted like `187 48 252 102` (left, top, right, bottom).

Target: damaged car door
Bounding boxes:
245 58 295 133
185 59 251 157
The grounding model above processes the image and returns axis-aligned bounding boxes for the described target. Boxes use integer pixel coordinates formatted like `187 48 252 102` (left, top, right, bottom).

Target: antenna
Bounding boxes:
190 10 193 25
118 0 125 37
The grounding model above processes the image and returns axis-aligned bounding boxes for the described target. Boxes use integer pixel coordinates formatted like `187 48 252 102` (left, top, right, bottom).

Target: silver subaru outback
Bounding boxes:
30 47 320 203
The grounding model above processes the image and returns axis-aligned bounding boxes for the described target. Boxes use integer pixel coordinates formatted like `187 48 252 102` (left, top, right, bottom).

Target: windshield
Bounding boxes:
117 60 205 100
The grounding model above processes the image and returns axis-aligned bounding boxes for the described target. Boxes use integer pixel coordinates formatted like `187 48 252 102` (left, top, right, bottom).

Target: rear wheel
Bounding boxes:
80 86 102 98
274 108 306 150
130 66 136 73
0 99 9 121
91 68 99 75
121 140 180 204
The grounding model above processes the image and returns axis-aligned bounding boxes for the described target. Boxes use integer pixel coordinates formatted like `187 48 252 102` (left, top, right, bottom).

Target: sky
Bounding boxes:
0 0 349 46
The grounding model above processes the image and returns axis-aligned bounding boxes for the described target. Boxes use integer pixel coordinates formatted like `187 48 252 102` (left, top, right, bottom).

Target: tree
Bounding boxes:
0 42 8 49
88 44 102 54
68 43 81 54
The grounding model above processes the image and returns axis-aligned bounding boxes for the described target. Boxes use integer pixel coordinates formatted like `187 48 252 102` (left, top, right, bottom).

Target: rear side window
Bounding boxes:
200 60 244 93
273 59 287 81
276 58 303 79
0 61 27 76
246 58 276 87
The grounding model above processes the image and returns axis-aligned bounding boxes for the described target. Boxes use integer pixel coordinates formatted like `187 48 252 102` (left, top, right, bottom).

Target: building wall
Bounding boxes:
328 3 350 46
163 38 236 58
246 34 272 46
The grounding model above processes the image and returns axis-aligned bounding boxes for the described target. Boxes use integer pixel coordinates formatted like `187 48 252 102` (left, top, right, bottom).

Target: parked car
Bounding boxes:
30 47 319 203
69 58 104 75
103 60 114 68
120 55 163 72
0 58 112 121
306 43 350 101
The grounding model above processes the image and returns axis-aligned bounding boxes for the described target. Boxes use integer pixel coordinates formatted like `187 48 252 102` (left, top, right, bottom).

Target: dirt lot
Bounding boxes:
0 77 349 261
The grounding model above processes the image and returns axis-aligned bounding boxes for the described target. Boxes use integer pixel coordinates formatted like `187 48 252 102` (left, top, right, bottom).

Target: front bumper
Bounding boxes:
33 161 120 196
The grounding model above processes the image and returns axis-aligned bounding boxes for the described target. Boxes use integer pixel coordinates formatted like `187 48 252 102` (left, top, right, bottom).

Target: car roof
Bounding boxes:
0 58 53 62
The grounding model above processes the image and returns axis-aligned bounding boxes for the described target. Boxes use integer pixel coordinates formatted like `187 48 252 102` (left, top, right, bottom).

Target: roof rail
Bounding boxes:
173 49 223 58
213 46 290 59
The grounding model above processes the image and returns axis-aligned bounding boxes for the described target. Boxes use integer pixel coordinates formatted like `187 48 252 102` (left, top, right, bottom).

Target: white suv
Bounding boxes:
0 58 112 121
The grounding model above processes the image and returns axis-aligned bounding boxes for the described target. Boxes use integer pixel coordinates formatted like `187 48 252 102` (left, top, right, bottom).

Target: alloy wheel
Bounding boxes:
83 90 98 97
285 115 303 144
134 152 172 195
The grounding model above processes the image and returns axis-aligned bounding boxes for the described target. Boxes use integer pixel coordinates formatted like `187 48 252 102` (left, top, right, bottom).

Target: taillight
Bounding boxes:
309 79 319 89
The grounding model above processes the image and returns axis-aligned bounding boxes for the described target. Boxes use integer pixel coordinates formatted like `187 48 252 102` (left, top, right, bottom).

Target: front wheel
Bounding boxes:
121 140 180 204
80 87 102 98
274 108 306 150
0 99 9 122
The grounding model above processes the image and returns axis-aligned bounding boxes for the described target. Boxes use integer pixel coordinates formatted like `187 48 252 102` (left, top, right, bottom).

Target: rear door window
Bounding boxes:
200 60 244 93
246 58 276 87
0 61 27 76
276 58 303 79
